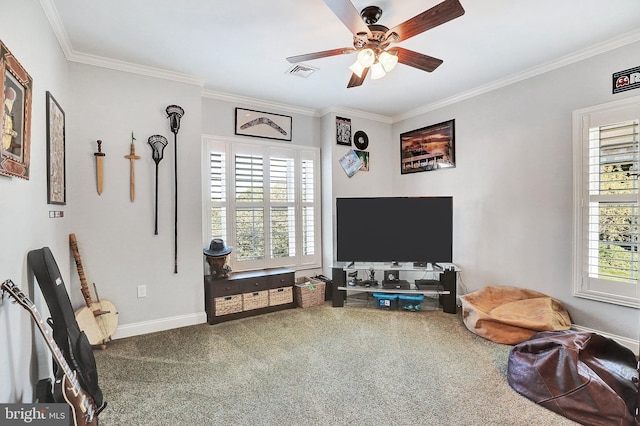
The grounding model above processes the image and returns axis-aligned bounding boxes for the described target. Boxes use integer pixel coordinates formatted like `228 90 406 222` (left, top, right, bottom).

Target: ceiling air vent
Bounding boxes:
287 64 317 78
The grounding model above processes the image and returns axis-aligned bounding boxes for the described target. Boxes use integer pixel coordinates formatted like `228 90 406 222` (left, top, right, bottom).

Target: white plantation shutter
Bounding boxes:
301 158 315 256
573 98 640 307
208 152 227 241
270 156 296 259
235 154 265 262
203 137 321 271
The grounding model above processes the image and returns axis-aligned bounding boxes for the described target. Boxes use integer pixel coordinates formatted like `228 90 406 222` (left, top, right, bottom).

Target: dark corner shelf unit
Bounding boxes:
204 268 295 324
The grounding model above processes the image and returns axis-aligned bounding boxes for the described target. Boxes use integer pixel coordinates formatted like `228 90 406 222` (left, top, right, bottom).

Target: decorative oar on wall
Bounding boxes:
166 105 184 274
147 135 167 235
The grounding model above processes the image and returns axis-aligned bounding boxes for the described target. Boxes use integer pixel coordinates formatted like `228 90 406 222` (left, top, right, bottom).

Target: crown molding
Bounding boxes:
318 106 393 123
69 52 207 86
39 0 74 58
202 89 318 117
393 28 640 123
40 0 640 123
39 0 205 87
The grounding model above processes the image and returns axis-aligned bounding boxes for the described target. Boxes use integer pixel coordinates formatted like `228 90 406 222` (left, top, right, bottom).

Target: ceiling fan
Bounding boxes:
286 0 465 88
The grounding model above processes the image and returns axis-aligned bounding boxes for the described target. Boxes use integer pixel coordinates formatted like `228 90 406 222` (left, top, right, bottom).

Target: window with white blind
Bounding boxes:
573 97 640 307
203 137 321 271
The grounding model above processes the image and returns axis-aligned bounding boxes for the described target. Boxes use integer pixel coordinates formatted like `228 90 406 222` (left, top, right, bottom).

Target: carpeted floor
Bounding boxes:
93 301 578 425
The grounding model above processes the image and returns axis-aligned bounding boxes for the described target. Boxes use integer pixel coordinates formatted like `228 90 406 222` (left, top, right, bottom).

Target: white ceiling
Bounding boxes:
45 0 640 119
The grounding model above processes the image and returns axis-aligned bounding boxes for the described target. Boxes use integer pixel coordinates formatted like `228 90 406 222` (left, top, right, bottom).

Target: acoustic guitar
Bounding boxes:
69 233 118 347
2 279 99 426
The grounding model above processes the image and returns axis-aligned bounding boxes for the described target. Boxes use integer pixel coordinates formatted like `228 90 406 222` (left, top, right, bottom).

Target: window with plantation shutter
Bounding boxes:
301 159 315 256
234 154 265 262
573 97 640 307
203 137 321 272
208 152 227 242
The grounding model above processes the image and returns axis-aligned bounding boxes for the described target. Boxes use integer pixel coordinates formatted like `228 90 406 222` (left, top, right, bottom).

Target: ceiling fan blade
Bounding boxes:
347 68 369 88
287 48 356 63
394 47 443 72
323 0 372 37
386 0 465 43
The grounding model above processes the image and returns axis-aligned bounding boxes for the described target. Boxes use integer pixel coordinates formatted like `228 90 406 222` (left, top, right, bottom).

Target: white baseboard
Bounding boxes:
109 311 639 357
112 312 208 340
571 324 639 356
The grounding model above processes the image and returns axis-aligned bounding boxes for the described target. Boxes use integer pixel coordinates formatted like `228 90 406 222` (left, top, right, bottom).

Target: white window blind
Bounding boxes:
301 159 315 256
203 137 321 272
235 154 265 262
270 156 296 259
208 152 227 241
573 97 640 308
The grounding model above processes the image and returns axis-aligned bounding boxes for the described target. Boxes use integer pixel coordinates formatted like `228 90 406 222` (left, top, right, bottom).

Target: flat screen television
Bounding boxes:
336 196 453 264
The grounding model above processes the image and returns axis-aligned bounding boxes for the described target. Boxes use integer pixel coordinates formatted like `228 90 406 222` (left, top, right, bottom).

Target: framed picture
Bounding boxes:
336 116 351 145
338 149 363 178
235 107 292 141
0 40 33 179
46 91 66 204
355 150 369 171
400 119 455 174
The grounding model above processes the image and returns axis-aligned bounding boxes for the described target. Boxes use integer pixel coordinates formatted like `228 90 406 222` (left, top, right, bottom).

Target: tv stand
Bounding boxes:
332 262 459 314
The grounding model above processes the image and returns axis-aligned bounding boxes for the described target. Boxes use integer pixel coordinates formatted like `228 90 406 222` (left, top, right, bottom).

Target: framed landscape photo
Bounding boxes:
235 107 292 141
46 91 66 204
0 40 33 179
400 119 455 175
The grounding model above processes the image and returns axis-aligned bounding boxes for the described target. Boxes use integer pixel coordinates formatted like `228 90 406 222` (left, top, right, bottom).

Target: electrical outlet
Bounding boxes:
137 285 147 298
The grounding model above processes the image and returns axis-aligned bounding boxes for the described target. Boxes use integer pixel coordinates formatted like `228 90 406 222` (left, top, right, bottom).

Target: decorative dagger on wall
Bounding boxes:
94 140 105 195
124 131 141 201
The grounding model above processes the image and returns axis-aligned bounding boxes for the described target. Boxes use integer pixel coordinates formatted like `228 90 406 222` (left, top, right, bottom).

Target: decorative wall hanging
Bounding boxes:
355 150 369 171
339 149 363 177
148 135 168 235
0 40 33 179
166 104 184 274
400 119 455 174
46 91 65 204
235 107 292 141
353 130 369 150
94 140 105 194
613 65 640 94
124 132 141 202
336 116 351 146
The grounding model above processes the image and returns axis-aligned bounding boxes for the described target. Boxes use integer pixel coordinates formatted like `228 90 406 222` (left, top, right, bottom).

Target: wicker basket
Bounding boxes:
269 286 293 306
242 290 269 311
214 294 242 316
294 277 326 308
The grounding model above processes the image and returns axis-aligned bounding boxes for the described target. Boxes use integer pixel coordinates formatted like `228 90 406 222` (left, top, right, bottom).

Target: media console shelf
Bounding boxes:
331 262 460 314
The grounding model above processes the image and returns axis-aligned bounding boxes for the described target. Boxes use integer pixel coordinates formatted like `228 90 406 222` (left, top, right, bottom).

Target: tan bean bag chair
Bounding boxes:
459 286 571 344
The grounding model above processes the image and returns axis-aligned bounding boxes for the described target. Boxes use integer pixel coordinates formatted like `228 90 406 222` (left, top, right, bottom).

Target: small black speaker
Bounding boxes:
440 269 456 314
331 267 346 307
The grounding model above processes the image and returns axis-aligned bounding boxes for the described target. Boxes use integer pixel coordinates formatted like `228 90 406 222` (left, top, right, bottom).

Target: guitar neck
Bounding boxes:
1 279 98 425
69 234 93 309
2 281 80 391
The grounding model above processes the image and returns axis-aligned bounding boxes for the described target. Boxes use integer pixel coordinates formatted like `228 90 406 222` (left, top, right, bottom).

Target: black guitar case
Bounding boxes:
27 247 105 412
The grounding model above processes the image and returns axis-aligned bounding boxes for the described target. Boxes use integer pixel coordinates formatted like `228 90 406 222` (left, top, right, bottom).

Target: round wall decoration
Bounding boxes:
353 130 369 150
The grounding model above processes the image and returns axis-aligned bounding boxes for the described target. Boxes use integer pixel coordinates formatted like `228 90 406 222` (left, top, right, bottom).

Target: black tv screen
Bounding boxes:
336 196 453 263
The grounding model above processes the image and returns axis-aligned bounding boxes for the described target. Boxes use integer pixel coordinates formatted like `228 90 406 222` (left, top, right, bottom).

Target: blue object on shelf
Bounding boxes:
398 294 425 311
373 293 398 310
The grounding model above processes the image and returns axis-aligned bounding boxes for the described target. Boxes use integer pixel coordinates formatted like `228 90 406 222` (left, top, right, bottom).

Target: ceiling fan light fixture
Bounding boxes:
356 48 375 67
379 51 398 72
348 60 367 78
370 62 386 80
